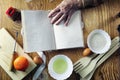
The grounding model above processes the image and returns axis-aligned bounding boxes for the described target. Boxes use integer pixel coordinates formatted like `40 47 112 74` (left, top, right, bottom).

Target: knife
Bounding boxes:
32 63 45 80
10 32 19 71
32 52 46 80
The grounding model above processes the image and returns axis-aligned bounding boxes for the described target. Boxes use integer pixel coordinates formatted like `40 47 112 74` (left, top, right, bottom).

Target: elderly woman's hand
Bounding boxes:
48 0 82 26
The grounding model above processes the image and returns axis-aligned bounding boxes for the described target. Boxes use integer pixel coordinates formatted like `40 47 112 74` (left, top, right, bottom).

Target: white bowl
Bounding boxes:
87 29 111 54
48 55 73 80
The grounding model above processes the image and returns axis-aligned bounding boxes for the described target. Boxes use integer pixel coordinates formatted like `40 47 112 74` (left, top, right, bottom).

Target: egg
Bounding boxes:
82 48 92 56
33 56 43 65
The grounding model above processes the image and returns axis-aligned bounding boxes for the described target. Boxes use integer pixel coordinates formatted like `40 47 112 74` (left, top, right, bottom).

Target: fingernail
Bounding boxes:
51 20 54 24
65 24 67 26
65 23 68 26
48 15 50 18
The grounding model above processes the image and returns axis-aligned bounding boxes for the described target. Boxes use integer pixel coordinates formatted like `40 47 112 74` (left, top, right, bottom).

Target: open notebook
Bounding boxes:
21 10 84 52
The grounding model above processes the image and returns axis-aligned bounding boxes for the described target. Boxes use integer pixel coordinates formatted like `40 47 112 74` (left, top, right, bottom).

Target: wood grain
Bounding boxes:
0 28 36 80
0 0 120 80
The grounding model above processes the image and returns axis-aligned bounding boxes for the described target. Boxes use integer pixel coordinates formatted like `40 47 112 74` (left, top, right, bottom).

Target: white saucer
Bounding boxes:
87 29 111 54
48 55 73 80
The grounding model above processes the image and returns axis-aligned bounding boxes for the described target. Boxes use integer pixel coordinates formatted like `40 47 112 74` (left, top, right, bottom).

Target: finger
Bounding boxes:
51 12 63 24
48 7 60 18
50 12 58 17
55 14 66 25
64 10 75 26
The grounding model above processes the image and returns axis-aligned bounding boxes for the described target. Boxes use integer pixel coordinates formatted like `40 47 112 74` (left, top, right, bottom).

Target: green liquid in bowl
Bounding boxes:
53 58 68 74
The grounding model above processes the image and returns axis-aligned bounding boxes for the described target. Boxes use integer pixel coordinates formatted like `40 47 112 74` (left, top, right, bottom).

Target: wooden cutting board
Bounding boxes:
0 28 36 80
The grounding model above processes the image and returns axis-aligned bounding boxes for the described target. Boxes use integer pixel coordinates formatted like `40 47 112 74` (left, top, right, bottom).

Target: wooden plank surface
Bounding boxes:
0 28 36 80
0 0 120 80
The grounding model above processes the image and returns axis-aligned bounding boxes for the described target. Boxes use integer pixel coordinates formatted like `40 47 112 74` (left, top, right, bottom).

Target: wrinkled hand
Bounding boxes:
48 0 81 26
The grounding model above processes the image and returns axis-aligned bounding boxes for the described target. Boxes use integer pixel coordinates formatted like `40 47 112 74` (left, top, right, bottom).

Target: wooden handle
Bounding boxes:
9 52 18 71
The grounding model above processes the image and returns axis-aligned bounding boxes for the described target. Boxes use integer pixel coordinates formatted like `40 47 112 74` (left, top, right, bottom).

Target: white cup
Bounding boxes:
48 55 73 80
87 29 111 54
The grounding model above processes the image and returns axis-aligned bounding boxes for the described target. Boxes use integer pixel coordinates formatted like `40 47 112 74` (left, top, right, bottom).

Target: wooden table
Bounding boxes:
0 0 120 80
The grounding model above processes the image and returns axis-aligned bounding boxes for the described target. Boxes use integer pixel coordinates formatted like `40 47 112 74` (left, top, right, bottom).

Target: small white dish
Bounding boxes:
48 55 73 80
87 29 111 54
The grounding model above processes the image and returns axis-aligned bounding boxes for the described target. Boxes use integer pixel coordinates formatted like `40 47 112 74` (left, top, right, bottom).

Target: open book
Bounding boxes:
21 10 84 52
